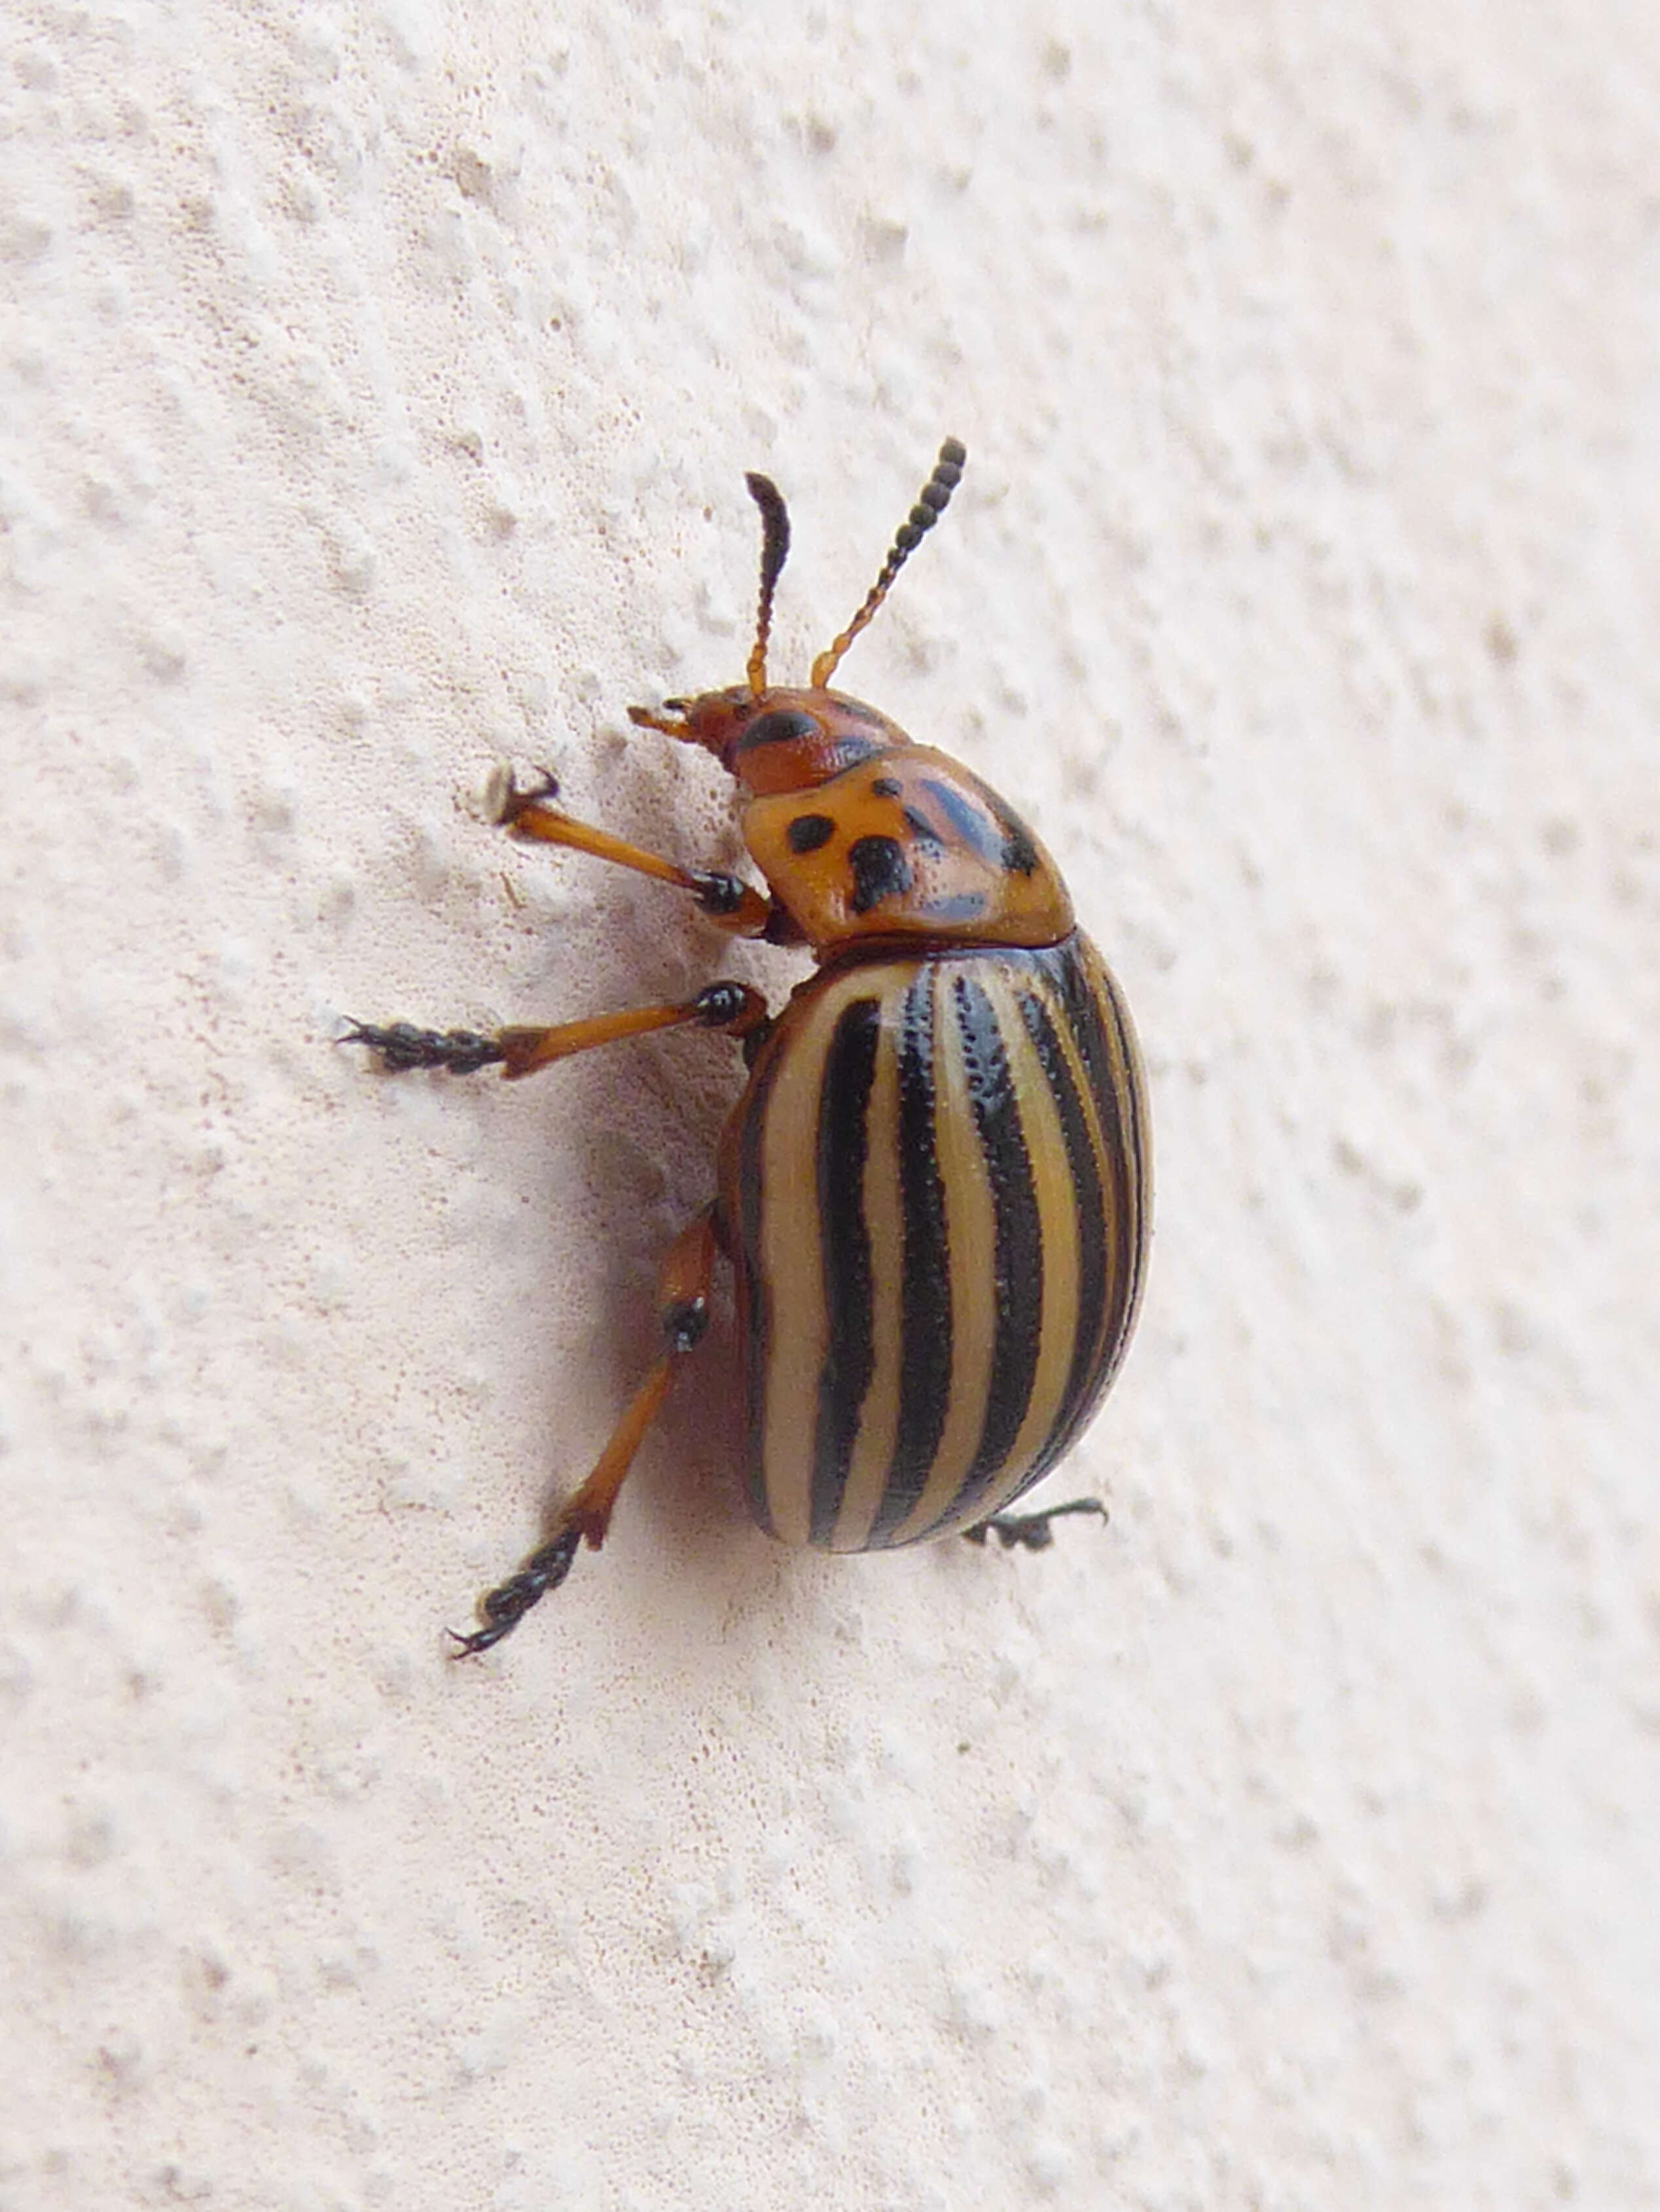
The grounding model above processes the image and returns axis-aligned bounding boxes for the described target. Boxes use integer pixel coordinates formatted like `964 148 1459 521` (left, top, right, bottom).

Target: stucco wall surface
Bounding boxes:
3 3 1657 2207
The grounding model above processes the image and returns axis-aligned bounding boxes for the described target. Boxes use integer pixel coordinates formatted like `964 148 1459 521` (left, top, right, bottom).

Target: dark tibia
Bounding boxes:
962 1497 1108 1550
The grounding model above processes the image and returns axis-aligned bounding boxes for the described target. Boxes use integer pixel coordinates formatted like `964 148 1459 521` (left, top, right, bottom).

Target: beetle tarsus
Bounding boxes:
962 1497 1108 1550
447 1525 584 1657
494 764 562 827
340 1022 507 1075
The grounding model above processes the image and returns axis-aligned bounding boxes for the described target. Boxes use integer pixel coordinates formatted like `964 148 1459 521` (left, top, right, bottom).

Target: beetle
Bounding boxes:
345 440 1150 1652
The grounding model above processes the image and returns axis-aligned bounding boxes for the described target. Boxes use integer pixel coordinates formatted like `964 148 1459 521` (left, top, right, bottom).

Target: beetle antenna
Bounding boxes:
744 472 791 696
810 438 966 689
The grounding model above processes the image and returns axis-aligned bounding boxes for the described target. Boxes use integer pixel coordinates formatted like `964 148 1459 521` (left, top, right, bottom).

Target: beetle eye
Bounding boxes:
737 707 821 753
662 697 691 714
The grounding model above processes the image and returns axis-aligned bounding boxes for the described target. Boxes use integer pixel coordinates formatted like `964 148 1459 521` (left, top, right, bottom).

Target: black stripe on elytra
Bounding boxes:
1016 969 1108 1448
1047 938 1140 1436
870 968 952 1543
810 997 882 1542
901 804 945 852
848 834 913 915
735 1035 785 1535
927 970 1044 1531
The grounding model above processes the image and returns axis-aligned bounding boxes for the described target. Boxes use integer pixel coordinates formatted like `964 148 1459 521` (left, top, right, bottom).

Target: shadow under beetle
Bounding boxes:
345 440 1149 1652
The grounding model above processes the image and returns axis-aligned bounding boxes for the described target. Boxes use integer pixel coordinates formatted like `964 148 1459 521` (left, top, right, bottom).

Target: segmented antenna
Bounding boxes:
810 438 967 690
744 472 791 696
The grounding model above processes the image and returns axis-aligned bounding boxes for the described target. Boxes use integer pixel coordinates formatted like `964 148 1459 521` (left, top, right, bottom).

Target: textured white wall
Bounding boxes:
4 3 1657 2206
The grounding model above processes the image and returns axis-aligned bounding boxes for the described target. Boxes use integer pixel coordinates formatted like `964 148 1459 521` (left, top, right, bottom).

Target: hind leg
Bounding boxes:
961 1497 1108 1550
449 1205 721 1656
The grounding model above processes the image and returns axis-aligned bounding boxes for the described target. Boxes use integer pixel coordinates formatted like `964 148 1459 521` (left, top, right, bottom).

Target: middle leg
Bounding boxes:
340 980 771 1080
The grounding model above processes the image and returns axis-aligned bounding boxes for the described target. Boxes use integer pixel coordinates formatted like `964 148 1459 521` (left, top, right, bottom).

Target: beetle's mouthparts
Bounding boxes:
626 702 691 738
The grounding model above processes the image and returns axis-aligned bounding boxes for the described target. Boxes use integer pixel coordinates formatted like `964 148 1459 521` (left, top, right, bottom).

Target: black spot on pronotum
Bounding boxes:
786 813 835 855
994 808 1041 876
916 774 1043 878
737 708 821 753
847 834 914 915
919 776 1003 865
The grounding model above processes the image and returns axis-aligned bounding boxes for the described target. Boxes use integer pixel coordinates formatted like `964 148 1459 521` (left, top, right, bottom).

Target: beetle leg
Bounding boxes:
961 1497 1109 1550
334 1022 507 1075
340 981 770 1080
496 766 776 938
449 1207 721 1656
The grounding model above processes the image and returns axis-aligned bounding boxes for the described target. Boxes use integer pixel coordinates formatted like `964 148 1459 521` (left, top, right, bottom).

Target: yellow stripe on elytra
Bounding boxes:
757 978 848 1548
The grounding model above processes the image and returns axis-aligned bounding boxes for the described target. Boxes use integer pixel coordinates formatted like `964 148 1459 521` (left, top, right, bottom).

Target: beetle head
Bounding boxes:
630 684 911 796
627 440 965 798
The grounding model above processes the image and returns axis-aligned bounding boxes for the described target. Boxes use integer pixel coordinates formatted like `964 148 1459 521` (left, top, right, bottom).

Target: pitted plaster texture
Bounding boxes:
2 3 1657 2207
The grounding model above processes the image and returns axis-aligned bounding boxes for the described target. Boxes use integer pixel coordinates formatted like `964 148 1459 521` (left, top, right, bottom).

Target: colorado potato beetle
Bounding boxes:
346 440 1150 1652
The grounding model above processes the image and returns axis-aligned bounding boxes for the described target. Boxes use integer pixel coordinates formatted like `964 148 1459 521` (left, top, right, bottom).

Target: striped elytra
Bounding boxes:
346 438 1152 1652
722 935 1148 1552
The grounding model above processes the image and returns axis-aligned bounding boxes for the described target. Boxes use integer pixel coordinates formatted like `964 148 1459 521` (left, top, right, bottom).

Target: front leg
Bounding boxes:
496 767 801 942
